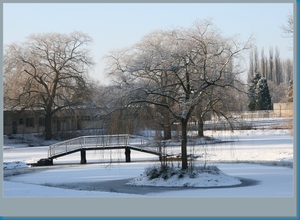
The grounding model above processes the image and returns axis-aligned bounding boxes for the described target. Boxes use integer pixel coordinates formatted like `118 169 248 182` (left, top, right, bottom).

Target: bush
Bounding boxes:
197 165 220 175
144 164 220 180
144 165 162 180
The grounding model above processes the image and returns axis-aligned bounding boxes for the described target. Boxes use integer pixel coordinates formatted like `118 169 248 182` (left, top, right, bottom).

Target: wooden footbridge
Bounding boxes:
37 134 164 166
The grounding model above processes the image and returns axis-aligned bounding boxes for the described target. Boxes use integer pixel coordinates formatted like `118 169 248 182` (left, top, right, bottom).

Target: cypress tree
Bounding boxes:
256 78 272 110
248 73 261 111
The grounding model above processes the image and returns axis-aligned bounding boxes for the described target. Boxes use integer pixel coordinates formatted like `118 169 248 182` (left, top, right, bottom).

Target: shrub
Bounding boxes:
144 164 221 180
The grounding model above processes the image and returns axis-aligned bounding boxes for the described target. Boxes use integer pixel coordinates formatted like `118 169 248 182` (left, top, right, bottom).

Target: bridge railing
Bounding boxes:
48 134 158 158
48 136 82 158
48 134 129 158
128 135 161 152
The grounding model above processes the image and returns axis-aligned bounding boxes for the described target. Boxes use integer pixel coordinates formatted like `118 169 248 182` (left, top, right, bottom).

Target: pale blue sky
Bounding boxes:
3 2 294 84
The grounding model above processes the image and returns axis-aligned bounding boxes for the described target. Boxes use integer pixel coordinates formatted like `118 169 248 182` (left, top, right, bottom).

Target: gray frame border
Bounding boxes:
1 0 297 218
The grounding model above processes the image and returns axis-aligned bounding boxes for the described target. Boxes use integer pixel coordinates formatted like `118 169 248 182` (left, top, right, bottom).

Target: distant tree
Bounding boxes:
3 31 94 140
268 81 288 104
248 73 272 110
260 48 266 78
248 72 261 111
255 78 272 110
269 47 274 82
195 67 246 137
283 58 293 84
275 47 283 85
280 10 293 50
248 46 293 105
193 90 215 137
248 46 260 82
149 104 174 140
281 10 293 37
254 46 259 74
247 50 254 83
287 80 293 102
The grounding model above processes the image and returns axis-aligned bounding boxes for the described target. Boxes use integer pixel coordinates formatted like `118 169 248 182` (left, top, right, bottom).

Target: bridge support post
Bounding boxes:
80 149 87 164
125 147 131 162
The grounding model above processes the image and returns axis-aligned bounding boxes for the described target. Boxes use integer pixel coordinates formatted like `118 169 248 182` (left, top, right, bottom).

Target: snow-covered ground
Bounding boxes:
2 126 294 197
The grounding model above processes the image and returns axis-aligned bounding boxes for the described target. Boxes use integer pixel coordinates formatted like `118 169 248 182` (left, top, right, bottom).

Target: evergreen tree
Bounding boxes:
248 73 272 111
256 78 272 110
248 46 293 106
248 72 261 111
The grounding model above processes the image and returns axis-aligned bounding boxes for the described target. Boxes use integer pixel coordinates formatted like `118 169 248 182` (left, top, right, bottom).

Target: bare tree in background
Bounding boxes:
280 10 293 38
275 47 283 85
269 47 274 82
194 69 245 137
260 48 268 79
283 58 293 84
247 46 293 105
3 31 94 140
280 10 293 50
106 19 252 170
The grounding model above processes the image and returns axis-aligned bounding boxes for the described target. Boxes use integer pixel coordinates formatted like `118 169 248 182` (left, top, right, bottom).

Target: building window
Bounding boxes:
26 118 34 127
39 117 45 126
82 116 91 121
19 118 24 125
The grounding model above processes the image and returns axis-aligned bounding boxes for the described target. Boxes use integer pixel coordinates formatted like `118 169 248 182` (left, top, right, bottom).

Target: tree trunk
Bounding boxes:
181 118 188 170
163 114 172 140
163 126 172 140
45 112 53 140
198 116 204 137
161 94 172 140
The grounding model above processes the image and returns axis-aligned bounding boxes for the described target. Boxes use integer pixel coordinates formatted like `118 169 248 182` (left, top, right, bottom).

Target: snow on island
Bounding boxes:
127 165 242 187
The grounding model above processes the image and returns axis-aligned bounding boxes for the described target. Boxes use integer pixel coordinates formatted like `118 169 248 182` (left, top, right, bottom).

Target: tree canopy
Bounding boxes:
105 19 252 169
3 31 94 140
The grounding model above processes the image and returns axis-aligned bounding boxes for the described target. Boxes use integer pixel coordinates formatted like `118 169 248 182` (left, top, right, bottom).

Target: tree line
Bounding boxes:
247 46 293 111
248 46 293 86
3 18 293 170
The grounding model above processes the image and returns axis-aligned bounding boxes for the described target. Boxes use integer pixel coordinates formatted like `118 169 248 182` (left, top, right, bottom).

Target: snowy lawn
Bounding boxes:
2 128 294 197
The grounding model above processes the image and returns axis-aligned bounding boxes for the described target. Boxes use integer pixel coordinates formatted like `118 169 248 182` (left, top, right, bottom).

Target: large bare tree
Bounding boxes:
4 31 94 140
106 20 252 169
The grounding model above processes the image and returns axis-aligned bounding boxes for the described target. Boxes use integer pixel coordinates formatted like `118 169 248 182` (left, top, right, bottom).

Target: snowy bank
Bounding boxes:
127 165 242 187
3 161 28 170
